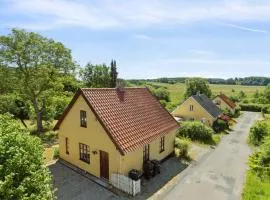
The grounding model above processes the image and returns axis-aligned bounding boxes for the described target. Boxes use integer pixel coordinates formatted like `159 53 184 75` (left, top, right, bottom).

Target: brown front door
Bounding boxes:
100 150 109 180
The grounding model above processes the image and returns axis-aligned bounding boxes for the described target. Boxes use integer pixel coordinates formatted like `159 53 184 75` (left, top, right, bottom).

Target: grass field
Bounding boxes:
147 82 265 106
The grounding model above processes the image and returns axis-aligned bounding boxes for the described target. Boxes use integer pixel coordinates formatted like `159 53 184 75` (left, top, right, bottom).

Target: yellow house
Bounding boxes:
213 93 236 114
54 87 179 181
172 94 222 126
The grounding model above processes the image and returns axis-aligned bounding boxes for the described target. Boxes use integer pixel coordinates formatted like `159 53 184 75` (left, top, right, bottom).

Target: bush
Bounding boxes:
0 114 55 199
178 121 214 143
154 88 170 102
249 136 270 178
175 138 189 158
53 146 60 159
175 138 189 157
213 119 229 132
248 121 270 146
262 104 270 114
230 95 240 103
159 100 167 107
234 106 241 118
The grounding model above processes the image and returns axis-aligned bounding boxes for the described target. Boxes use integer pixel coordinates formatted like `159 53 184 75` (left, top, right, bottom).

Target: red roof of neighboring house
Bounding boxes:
216 93 236 109
54 88 180 155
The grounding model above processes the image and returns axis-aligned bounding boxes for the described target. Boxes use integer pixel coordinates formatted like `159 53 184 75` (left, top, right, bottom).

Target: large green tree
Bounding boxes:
0 114 55 199
184 78 212 99
0 29 75 133
80 63 111 88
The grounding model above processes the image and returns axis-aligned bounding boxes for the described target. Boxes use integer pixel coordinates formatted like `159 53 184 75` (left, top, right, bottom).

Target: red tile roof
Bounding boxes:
216 93 236 109
54 88 179 155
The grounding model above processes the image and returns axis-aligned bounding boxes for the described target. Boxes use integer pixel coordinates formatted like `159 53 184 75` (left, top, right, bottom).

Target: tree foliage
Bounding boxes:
0 29 75 132
0 114 55 200
80 63 115 88
110 60 118 88
184 78 212 99
0 29 75 133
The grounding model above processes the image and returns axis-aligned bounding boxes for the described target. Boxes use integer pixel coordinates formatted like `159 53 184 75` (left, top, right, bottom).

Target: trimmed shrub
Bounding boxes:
175 138 189 158
248 121 270 146
178 121 214 143
213 119 229 132
239 103 270 114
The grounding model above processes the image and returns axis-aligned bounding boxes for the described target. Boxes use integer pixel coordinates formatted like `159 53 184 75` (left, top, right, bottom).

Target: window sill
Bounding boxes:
79 159 90 164
159 150 165 153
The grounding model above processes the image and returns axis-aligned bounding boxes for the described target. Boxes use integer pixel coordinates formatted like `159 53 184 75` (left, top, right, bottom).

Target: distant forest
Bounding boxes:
128 76 270 86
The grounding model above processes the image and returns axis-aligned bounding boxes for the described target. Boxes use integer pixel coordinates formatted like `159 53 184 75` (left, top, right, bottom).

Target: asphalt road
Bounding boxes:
162 112 261 200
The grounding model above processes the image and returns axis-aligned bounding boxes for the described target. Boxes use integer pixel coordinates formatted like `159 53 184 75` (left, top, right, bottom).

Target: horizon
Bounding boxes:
1 0 270 79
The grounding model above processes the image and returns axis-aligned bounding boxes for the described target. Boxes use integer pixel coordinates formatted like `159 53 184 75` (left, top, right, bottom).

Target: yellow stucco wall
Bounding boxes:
58 95 121 180
58 94 179 180
120 129 177 176
172 97 216 126
213 96 235 114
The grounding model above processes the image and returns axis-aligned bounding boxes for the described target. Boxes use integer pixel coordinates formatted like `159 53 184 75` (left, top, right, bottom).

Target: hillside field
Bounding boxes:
147 82 266 106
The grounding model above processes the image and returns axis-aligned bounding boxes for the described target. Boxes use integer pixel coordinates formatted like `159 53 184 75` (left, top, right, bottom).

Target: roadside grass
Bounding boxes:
264 114 270 119
242 171 270 200
243 115 270 200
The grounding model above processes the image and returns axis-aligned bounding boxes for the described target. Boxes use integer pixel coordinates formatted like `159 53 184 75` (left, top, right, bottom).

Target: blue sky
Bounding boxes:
1 0 270 79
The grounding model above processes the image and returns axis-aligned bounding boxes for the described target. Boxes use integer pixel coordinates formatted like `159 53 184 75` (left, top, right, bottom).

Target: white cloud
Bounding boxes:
3 0 270 30
217 22 269 33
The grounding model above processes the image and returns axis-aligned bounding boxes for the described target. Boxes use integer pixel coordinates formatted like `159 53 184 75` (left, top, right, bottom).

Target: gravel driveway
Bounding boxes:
162 112 261 200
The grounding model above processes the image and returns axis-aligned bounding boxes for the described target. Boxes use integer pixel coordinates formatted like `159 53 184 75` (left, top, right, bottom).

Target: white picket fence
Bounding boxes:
111 173 141 196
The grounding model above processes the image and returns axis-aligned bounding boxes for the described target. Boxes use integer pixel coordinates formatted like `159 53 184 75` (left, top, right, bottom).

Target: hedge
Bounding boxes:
239 103 270 113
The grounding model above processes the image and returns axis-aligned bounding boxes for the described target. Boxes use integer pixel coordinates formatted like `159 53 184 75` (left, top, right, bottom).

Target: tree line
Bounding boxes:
129 76 270 86
0 29 118 133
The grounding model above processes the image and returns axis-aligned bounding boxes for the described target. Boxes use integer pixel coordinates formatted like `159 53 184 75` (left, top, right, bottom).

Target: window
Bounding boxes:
189 105 194 111
160 136 165 153
143 144 150 162
80 110 87 128
65 137 69 155
79 143 90 164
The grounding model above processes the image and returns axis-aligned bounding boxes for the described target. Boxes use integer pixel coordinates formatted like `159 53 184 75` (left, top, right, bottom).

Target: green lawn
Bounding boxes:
148 82 265 106
242 171 270 200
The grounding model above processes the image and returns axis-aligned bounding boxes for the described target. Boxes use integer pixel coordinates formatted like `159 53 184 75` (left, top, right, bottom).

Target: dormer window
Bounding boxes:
80 110 87 128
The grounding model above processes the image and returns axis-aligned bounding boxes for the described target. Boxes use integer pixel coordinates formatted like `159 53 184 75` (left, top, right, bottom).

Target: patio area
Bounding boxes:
49 156 188 200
